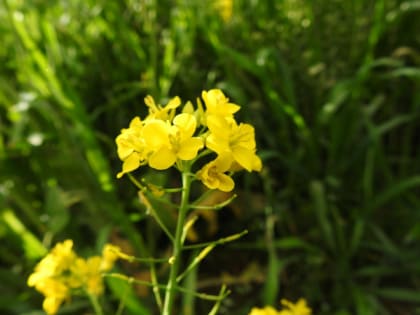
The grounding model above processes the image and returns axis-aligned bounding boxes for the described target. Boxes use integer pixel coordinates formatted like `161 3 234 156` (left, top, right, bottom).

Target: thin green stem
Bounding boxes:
105 273 228 301
146 202 175 241
116 254 169 264
208 285 229 315
150 261 163 311
86 291 104 315
128 173 145 190
182 230 248 250
191 193 237 210
181 250 198 315
162 170 192 315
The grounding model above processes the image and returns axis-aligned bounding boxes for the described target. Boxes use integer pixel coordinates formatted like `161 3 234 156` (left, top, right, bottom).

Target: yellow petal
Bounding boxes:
144 95 157 110
182 101 194 114
232 147 257 172
149 147 176 170
118 153 140 178
177 137 203 160
202 89 240 115
166 96 181 109
129 116 143 129
251 154 263 172
206 115 231 138
142 120 170 148
173 113 196 139
215 153 234 172
205 133 229 154
116 134 137 159
217 173 235 192
234 123 256 150
43 296 63 315
248 306 278 315
101 244 120 271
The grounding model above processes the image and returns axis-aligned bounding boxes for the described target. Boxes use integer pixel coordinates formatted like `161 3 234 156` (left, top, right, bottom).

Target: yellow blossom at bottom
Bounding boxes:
249 306 279 315
248 298 312 315
27 240 121 315
279 299 312 315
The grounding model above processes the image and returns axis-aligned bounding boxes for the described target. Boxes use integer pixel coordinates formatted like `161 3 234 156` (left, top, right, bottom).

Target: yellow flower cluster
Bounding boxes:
249 298 312 315
27 240 120 315
116 89 262 192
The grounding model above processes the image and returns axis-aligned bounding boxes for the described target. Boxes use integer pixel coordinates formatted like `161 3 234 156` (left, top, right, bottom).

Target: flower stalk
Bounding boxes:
162 170 192 315
87 291 104 315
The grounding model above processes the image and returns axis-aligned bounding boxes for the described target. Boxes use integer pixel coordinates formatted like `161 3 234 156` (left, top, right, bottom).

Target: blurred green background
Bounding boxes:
1 0 419 314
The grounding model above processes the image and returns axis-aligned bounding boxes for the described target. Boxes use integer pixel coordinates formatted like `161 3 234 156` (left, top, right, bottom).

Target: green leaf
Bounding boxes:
375 288 420 303
106 276 152 315
0 209 46 259
310 181 335 250
369 176 420 210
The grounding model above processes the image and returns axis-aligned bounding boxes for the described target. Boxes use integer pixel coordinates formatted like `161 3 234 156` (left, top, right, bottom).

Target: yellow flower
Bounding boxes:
71 256 104 295
101 244 121 271
142 114 203 170
116 117 149 178
28 240 120 314
206 116 262 172
27 240 76 287
248 298 312 315
145 95 181 121
27 240 76 315
196 154 235 192
202 89 240 122
31 277 69 315
278 299 312 315
248 306 279 315
27 255 57 287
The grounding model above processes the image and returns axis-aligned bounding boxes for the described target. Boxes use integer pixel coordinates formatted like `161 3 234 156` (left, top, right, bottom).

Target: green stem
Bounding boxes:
150 262 163 311
162 171 192 315
87 292 103 315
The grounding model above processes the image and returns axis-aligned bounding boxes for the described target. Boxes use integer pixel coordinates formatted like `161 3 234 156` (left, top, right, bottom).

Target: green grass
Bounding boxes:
1 0 419 314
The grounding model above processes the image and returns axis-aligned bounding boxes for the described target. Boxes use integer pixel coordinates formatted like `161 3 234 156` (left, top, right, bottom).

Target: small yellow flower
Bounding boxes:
206 115 262 172
49 239 77 271
248 299 312 315
71 256 104 295
145 95 181 121
28 240 120 315
248 306 279 315
202 89 240 122
27 240 76 287
278 299 312 315
196 154 235 192
27 240 76 315
116 117 149 178
101 244 121 271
